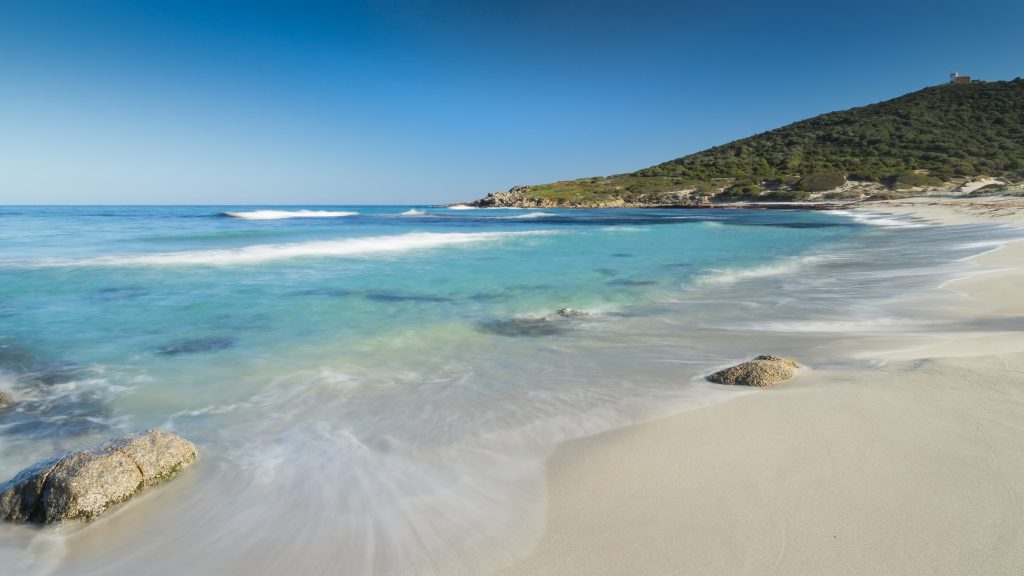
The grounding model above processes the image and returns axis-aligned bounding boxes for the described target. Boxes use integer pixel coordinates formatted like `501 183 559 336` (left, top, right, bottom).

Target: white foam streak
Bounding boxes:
49 231 559 267
223 210 359 220
400 209 427 216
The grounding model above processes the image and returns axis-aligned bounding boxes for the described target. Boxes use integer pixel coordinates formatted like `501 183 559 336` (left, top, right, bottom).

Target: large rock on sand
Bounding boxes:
0 429 197 524
707 355 800 388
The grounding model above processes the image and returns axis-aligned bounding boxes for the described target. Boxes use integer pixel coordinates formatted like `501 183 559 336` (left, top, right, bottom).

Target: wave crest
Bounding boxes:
222 210 359 220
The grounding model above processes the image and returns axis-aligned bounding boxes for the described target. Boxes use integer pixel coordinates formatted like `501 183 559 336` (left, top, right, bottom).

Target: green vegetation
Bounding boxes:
798 171 846 192
891 171 944 189
719 181 763 200
489 79 1024 205
523 175 722 203
636 79 1024 181
761 190 811 201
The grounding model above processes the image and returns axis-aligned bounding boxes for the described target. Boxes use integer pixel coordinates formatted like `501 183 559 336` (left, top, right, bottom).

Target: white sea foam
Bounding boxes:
829 210 927 228
601 226 647 233
47 231 559 267
500 212 555 219
223 210 359 220
399 209 427 216
448 205 478 210
739 317 930 333
695 255 827 285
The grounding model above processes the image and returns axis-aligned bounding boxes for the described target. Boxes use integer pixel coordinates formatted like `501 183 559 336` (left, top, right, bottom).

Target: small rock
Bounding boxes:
550 308 591 318
707 355 800 388
0 429 198 524
0 389 13 409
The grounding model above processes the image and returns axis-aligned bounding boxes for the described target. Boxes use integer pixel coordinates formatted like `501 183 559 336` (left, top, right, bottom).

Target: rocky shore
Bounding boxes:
458 177 1023 210
0 429 197 524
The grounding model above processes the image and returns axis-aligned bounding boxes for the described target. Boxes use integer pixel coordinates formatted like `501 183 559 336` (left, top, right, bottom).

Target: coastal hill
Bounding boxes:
470 78 1024 207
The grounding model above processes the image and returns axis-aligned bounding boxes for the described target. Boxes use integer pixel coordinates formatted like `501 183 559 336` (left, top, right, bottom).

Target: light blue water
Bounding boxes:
0 205 1019 575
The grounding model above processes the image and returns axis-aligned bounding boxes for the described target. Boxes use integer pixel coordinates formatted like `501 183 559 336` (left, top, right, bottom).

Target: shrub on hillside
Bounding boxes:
892 171 943 189
720 181 762 199
761 190 811 201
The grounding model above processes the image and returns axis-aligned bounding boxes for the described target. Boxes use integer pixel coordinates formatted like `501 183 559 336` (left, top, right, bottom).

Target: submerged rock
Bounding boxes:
479 318 567 337
363 292 452 303
0 429 198 524
606 279 658 287
707 355 800 388
158 337 234 355
481 308 594 336
0 342 34 373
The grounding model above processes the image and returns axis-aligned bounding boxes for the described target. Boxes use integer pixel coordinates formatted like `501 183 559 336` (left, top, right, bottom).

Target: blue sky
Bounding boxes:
1 0 1021 204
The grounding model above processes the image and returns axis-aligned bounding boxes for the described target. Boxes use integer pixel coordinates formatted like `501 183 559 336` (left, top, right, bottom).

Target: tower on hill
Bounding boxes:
950 72 972 84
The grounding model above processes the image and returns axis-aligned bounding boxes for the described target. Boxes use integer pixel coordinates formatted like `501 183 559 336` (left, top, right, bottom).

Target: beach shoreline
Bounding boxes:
493 196 1024 575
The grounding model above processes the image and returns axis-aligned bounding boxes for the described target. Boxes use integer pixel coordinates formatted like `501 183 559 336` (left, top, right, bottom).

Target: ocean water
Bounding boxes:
0 205 1020 575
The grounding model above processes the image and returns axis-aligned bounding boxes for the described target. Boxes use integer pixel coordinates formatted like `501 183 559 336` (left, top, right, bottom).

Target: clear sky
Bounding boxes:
1 0 1021 204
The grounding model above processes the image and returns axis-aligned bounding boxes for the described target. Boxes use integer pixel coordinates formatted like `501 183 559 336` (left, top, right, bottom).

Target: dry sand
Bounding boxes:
495 196 1024 575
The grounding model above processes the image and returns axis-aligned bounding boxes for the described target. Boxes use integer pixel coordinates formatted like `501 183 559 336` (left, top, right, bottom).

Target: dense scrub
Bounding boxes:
635 79 1024 181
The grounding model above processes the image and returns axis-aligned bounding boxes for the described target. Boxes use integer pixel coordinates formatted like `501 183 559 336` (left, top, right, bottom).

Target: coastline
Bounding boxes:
493 197 1024 575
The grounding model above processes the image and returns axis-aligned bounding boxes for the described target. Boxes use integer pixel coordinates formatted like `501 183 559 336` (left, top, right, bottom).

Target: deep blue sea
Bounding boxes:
0 205 1019 575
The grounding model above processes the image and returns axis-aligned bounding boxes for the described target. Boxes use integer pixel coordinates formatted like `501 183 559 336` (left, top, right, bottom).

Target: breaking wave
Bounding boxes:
42 231 560 267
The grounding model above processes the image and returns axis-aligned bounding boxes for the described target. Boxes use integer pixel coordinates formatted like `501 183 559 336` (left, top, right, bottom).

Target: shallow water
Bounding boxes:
0 205 1020 575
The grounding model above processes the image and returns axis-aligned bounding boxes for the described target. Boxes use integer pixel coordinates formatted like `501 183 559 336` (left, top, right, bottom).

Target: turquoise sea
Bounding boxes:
0 205 1019 575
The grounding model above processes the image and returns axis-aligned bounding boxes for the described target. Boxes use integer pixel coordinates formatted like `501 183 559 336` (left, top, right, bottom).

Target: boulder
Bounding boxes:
707 355 800 388
0 429 197 524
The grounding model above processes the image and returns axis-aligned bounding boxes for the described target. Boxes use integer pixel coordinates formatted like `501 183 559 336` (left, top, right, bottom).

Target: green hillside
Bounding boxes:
477 79 1024 205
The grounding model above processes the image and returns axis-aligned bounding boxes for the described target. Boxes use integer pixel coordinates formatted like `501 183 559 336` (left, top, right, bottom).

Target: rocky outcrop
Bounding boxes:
479 308 594 337
707 355 800 388
467 186 714 208
468 186 571 208
0 429 198 524
549 308 591 318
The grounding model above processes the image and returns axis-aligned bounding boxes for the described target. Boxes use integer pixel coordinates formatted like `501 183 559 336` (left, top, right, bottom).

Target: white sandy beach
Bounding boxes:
496 197 1024 575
